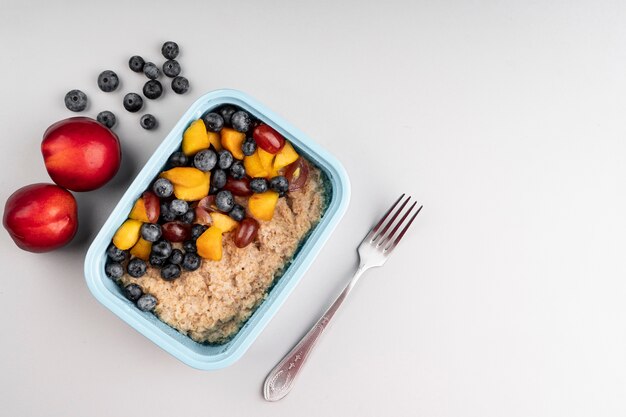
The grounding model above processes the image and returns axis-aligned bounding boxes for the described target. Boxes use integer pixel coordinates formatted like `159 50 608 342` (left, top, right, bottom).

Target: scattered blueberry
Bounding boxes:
124 283 143 302
269 176 289 193
183 240 197 254
127 258 147 278
97 70 119 92
229 204 245 222
149 252 167 267
97 110 116 128
171 76 189 94
193 149 217 172
160 202 176 222
152 240 172 258
137 294 157 312
229 161 245 179
107 243 128 262
218 105 237 125
152 178 173 198
180 209 195 224
169 199 188 216
64 89 88 112
143 62 160 79
168 151 187 167
211 169 227 189
191 224 208 240
105 262 124 279
168 249 184 265
241 136 257 156
182 253 201 271
250 178 269 193
231 110 251 132
162 59 181 78
161 263 181 281
202 112 224 132
140 114 158 130
215 190 234 212
123 93 143 112
161 41 179 59
129 55 145 72
217 150 234 170
141 223 162 242
143 80 163 99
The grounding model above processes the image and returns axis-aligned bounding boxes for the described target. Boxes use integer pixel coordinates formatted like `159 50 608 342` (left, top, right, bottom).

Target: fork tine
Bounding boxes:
384 205 423 252
378 200 417 248
367 193 404 240
371 195 411 242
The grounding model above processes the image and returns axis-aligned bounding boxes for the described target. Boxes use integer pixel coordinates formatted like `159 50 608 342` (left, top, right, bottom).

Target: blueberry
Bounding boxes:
97 110 116 128
152 178 173 198
183 240 197 254
202 112 224 132
136 294 157 312
105 262 124 279
106 243 128 262
127 258 147 278
64 89 88 112
191 224 208 240
140 114 158 130
211 169 227 189
229 204 245 222
124 283 143 302
160 202 176 222
97 70 119 92
152 240 172 258
149 252 167 267
218 105 237 125
168 249 184 265
168 151 187 167
161 41 179 59
169 199 188 216
180 209 195 224
250 178 268 193
162 59 181 78
241 136 257 156
161 263 181 281
215 190 234 212
141 223 162 242
229 161 245 179
193 149 217 172
123 93 143 112
231 110 251 132
182 253 201 271
143 80 163 99
171 76 189 94
218 150 234 170
143 62 160 79
129 55 145 72
269 176 289 193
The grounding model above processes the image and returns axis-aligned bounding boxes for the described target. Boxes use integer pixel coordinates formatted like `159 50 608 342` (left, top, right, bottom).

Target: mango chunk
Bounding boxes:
258 148 275 172
160 167 207 187
182 119 209 156
129 198 149 222
244 151 269 178
273 142 299 171
197 226 223 261
112 219 142 250
208 131 222 151
174 175 210 201
210 212 238 233
249 191 279 221
221 128 245 160
130 237 152 261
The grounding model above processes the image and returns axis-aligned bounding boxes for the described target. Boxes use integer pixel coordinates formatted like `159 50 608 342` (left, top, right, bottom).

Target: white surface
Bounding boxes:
1 1 625 415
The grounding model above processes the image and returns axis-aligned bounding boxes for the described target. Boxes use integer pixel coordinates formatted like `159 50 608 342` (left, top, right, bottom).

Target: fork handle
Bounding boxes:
263 266 366 401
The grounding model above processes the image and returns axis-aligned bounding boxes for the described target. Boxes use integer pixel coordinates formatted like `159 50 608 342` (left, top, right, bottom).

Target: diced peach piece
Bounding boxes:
244 151 269 178
273 142 299 171
129 197 149 222
221 128 245 159
248 191 279 221
210 212 238 233
160 167 206 187
258 148 275 172
130 237 152 261
197 226 223 261
112 219 142 250
182 119 209 156
208 131 222 151
173 172 210 201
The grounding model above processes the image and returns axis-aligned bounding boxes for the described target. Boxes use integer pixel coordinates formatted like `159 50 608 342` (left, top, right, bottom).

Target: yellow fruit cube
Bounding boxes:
273 142 299 171
182 119 209 156
197 226 223 261
130 237 152 261
210 212 238 233
244 152 269 178
249 191 279 221
112 219 142 250
160 167 207 187
128 197 149 222
208 131 222 151
221 128 245 159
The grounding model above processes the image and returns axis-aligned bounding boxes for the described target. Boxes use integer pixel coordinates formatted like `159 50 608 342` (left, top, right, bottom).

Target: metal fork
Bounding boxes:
263 194 423 401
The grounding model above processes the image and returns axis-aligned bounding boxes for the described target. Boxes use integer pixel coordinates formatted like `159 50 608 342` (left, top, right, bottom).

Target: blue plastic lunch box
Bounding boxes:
84 89 350 370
